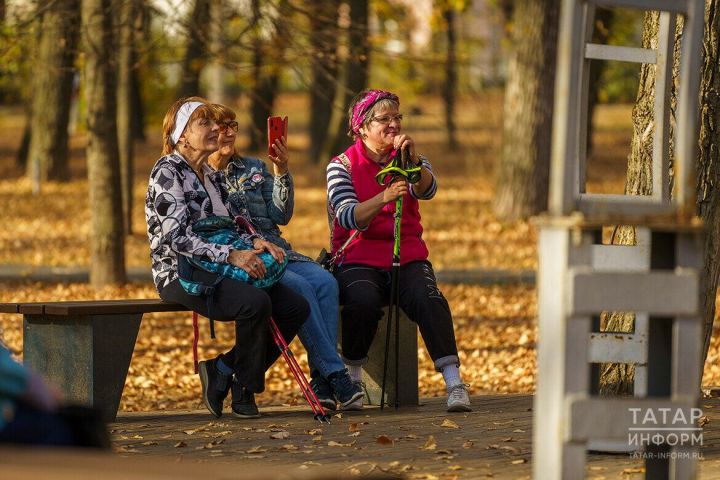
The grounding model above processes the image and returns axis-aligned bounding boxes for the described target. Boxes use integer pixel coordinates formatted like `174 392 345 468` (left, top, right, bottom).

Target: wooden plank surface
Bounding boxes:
16 299 189 316
107 395 720 478
0 447 394 480
585 43 656 64
0 303 20 313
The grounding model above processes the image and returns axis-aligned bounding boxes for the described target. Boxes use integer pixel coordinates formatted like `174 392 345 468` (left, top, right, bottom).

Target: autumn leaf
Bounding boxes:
440 419 460 429
348 423 360 433
328 440 355 447
376 435 394 446
511 459 526 465
462 440 474 448
173 441 187 448
421 435 437 450
246 446 267 454
622 467 646 474
270 431 290 440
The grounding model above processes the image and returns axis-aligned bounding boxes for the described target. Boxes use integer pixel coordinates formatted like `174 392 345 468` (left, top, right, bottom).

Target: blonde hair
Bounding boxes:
211 103 237 121
161 96 215 155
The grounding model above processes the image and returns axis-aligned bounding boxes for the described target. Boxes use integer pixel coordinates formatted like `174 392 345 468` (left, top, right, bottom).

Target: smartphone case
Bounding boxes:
267 116 288 156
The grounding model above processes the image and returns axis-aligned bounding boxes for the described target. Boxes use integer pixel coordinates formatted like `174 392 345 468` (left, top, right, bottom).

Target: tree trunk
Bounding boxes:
16 115 31 168
206 0 226 104
598 8 720 395
598 14 662 395
177 0 210 98
130 1 148 142
325 0 369 158
492 0 560 221
696 0 720 373
247 0 287 152
83 0 127 286
442 4 458 150
308 1 340 164
117 0 137 235
27 0 80 187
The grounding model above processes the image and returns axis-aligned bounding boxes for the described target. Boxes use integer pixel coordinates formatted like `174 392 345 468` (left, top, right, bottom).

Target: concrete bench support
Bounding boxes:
361 308 419 407
24 313 142 421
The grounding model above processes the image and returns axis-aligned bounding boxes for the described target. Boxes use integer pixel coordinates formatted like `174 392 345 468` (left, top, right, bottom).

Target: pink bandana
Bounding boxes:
350 89 399 135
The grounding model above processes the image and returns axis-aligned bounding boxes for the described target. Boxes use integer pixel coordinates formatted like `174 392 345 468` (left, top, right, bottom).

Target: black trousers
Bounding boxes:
335 261 459 366
160 269 309 393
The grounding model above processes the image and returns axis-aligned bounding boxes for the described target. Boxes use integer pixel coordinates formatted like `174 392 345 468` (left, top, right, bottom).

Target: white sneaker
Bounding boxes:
446 384 472 412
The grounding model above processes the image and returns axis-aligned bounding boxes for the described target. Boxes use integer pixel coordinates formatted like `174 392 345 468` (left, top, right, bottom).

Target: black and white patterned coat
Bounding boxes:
145 153 249 291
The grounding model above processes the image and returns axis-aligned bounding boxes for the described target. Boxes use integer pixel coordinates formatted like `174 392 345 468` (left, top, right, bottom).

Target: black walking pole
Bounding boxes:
377 147 420 410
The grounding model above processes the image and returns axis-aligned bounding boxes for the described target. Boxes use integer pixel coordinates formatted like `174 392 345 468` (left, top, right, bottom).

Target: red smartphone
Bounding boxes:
267 116 288 156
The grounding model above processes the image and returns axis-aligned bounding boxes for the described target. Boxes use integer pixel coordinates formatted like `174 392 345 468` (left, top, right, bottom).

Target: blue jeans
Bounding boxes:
281 261 344 378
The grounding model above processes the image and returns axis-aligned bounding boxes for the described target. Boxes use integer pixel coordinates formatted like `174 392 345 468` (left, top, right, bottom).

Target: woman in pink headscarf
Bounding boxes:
325 89 471 412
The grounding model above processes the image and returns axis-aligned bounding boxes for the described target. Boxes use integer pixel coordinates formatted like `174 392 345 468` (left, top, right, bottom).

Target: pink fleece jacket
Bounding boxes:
331 141 429 270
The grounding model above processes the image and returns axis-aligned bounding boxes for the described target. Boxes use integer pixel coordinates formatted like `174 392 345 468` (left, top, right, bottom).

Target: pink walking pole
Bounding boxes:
269 316 330 423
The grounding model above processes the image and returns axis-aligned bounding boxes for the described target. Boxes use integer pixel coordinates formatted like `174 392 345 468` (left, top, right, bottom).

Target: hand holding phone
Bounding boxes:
267 116 288 157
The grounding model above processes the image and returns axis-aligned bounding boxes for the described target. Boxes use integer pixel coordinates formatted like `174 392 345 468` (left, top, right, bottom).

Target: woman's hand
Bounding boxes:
382 178 408 204
392 134 419 165
269 136 289 176
253 238 286 263
228 249 266 278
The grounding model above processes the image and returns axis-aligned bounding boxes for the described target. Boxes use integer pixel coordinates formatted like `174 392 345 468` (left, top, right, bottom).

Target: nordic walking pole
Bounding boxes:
380 191 402 410
378 146 415 410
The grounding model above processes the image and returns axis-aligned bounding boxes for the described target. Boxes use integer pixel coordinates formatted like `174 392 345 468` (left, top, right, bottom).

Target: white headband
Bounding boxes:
170 101 204 144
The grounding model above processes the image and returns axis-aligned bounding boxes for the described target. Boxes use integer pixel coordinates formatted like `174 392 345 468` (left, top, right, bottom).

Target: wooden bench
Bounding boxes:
0 300 418 420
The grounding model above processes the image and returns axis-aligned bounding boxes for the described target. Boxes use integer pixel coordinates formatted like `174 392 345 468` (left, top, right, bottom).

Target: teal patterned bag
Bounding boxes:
179 216 287 295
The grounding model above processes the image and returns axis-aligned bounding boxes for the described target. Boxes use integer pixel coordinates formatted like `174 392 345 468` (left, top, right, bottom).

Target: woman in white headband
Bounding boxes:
145 97 310 419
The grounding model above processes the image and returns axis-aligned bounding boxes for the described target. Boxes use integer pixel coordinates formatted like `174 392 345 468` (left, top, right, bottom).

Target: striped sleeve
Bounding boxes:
326 160 365 231
410 155 437 200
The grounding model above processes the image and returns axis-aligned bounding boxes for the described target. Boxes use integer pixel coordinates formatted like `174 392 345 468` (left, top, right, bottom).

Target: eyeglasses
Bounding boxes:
218 120 239 133
371 114 403 125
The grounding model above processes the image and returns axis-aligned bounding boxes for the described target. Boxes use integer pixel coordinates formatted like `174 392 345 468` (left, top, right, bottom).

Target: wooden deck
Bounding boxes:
101 395 720 479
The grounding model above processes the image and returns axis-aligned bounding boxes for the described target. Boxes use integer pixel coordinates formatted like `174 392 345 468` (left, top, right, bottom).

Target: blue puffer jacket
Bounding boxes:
224 156 312 262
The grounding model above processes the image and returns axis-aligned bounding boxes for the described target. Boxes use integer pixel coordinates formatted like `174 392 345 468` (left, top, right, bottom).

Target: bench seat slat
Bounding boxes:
0 303 20 313
15 300 189 316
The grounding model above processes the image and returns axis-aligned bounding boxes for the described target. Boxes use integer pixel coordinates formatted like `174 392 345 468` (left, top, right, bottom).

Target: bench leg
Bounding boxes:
361 308 419 407
23 313 142 421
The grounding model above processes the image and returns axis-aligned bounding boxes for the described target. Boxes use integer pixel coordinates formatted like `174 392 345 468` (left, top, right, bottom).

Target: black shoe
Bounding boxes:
310 375 336 411
198 358 231 418
231 382 260 418
328 369 364 409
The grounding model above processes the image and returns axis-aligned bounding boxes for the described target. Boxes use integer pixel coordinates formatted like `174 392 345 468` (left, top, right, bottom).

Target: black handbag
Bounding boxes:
316 230 359 274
